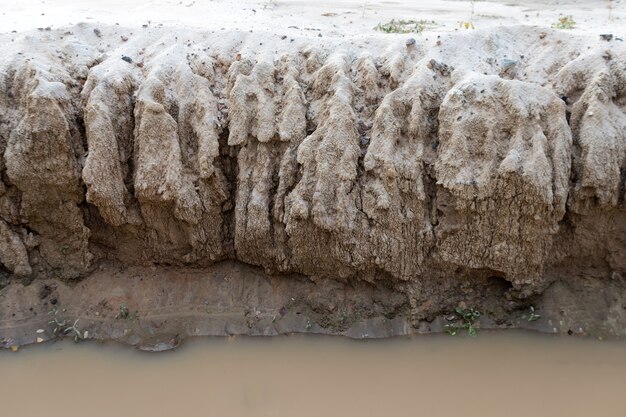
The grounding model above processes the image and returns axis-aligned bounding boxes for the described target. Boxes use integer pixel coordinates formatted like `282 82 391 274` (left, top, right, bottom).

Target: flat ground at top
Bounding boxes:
0 0 624 36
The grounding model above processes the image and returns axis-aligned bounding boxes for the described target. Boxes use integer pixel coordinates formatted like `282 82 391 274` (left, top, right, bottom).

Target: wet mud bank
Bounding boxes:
1 261 625 351
0 24 625 349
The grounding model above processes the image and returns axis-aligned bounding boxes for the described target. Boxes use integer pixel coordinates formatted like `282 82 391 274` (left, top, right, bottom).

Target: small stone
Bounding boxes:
599 34 613 41
428 59 451 76
36 337 44 343
501 58 518 69
121 56 133 64
121 35 129 42
93 28 102 38
405 38 416 47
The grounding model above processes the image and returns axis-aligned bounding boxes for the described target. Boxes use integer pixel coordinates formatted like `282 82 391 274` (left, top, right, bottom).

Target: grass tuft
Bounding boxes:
374 19 436 34
552 16 576 29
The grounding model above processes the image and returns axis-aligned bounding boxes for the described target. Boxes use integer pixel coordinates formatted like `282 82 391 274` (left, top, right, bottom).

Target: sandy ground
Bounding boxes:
0 0 624 37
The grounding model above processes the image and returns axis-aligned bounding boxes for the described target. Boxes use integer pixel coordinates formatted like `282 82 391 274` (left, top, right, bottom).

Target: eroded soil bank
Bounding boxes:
0 23 625 348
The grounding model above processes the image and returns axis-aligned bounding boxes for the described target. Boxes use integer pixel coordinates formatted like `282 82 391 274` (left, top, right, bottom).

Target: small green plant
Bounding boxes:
115 304 138 320
458 0 476 29
459 21 475 30
552 16 576 29
48 308 87 342
374 19 434 34
445 306 480 336
523 306 541 322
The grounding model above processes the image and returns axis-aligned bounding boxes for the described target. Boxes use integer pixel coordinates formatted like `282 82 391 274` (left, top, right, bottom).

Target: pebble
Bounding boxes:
405 38 416 47
501 58 518 70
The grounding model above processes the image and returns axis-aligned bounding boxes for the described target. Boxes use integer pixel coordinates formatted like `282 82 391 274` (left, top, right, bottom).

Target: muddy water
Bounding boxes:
2 332 626 417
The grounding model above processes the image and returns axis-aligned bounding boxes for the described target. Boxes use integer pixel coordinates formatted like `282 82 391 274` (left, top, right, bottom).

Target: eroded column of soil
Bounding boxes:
0 25 624 348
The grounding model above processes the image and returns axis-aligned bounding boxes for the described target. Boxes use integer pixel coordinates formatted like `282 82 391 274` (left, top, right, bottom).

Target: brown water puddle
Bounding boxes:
1 331 625 417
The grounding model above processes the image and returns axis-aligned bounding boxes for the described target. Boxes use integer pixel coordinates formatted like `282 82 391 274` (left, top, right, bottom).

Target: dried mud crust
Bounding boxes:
0 24 625 347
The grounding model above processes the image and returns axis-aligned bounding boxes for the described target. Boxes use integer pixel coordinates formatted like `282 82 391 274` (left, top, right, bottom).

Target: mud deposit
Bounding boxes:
2 332 626 417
